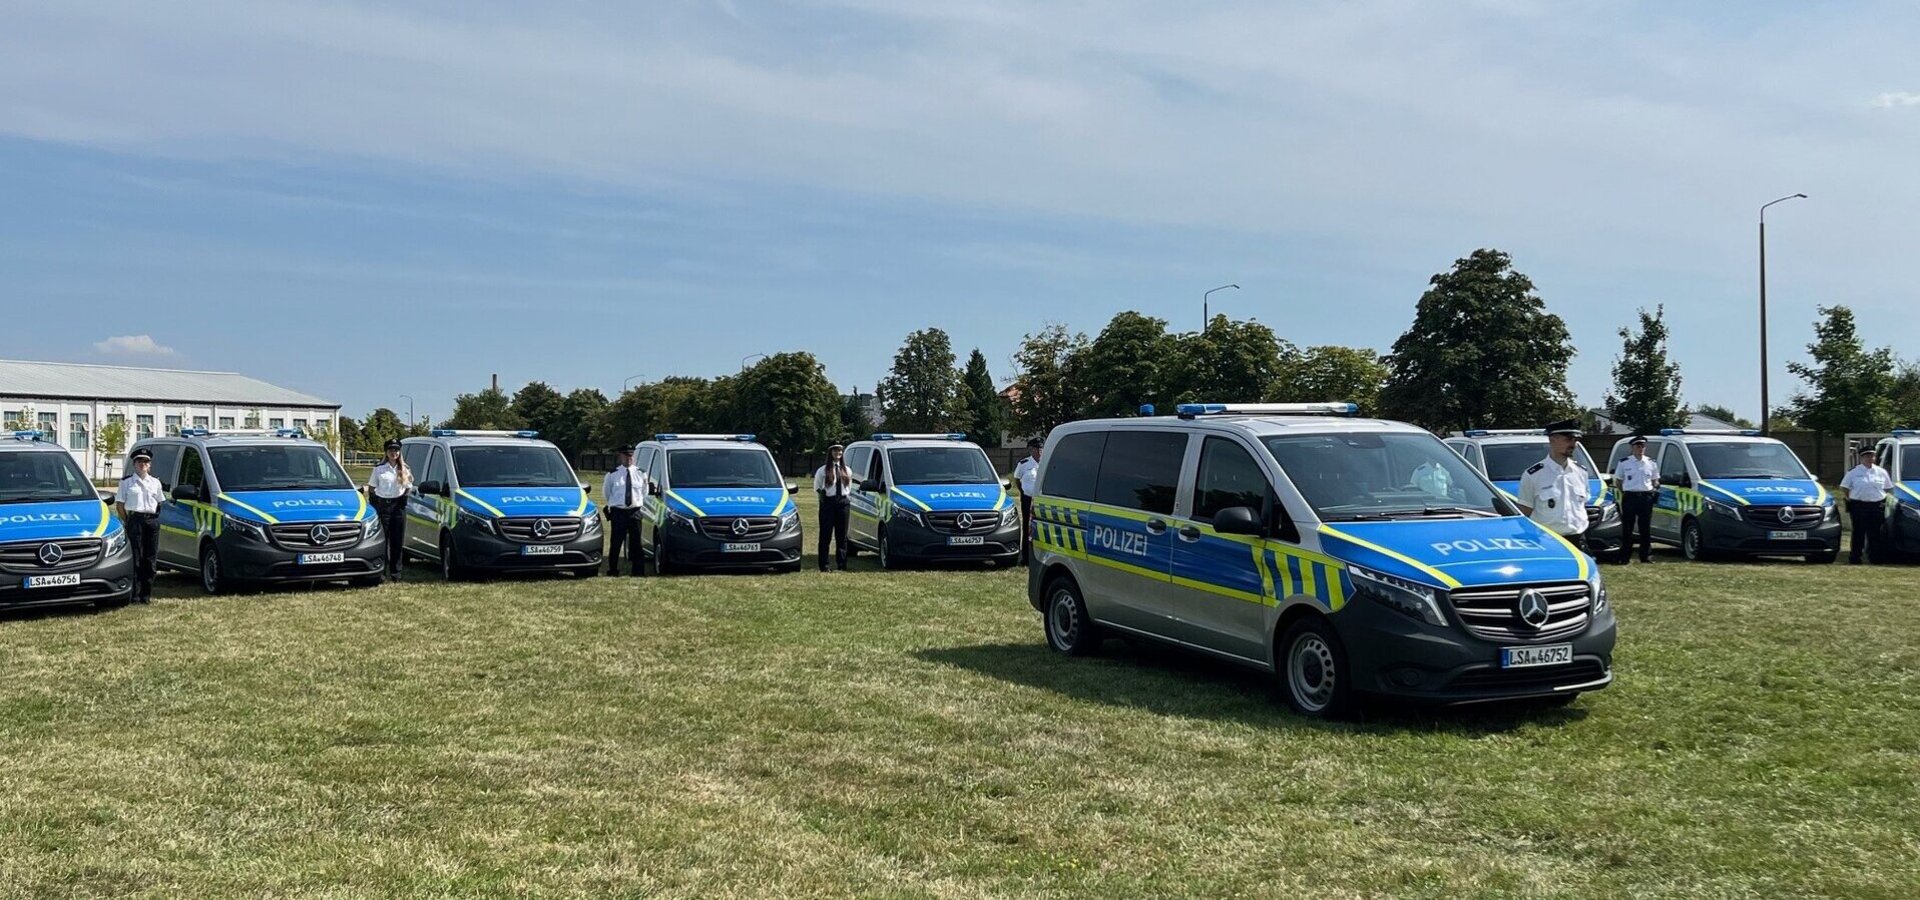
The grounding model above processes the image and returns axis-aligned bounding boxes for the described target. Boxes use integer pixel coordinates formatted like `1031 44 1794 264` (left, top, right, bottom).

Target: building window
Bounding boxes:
218 416 235 430
69 413 89 450
165 415 182 436
136 415 155 439
269 417 285 429
293 418 308 431
193 416 209 429
39 412 58 437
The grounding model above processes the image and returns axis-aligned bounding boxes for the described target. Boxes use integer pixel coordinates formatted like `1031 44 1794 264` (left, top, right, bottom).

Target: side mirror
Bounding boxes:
787 484 800 495
1213 506 1264 537
171 484 202 502
417 480 445 497
861 479 883 493
1671 475 1691 488
1001 479 1013 490
100 492 115 506
647 482 662 497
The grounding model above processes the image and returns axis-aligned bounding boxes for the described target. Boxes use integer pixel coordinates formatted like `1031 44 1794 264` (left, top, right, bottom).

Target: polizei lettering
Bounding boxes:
269 498 346 508
1430 537 1547 556
1 512 85 524
501 495 568 503
698 495 769 505
928 491 990 500
1090 524 1149 557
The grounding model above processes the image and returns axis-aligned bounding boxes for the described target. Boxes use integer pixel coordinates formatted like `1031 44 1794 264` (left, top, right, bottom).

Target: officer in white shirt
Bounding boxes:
362 439 412 580
1839 446 1895 564
602 446 648 576
1517 420 1591 551
1614 435 1661 564
1012 438 1043 562
813 444 856 572
115 446 164 603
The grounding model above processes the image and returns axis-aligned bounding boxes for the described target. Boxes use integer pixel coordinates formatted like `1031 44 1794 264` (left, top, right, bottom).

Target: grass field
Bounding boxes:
3 488 1918 899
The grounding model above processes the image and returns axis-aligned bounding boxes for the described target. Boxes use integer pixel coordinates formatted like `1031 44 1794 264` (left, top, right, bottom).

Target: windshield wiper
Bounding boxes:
1388 506 1499 519
1323 512 1393 521
0 495 91 504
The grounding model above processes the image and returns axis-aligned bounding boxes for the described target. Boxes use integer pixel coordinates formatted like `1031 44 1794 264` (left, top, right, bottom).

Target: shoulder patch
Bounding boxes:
1525 462 1546 474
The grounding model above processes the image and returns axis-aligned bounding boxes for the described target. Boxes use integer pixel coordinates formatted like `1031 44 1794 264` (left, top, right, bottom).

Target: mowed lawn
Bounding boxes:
3 487 1918 898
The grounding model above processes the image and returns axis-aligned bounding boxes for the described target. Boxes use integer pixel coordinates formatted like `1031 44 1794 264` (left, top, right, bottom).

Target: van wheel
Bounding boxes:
650 535 673 576
1681 519 1710 561
200 543 227 595
1043 577 1100 656
1279 617 1353 719
879 529 901 570
439 534 466 582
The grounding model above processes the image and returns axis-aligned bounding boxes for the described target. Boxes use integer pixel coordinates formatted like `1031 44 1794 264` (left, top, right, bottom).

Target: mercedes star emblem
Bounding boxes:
309 524 331 545
533 518 553 539
1517 590 1551 629
37 542 64 566
1777 507 1796 525
732 518 750 537
956 512 975 530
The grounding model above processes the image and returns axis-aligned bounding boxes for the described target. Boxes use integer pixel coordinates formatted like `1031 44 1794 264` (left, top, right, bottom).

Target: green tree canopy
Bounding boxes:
1276 345 1390 413
734 352 841 457
548 388 608 461
1008 323 1088 440
840 389 877 443
960 349 1007 447
440 388 524 431
1786 305 1898 433
1890 361 1920 429
1379 249 1578 431
511 381 566 439
1691 404 1755 429
1607 305 1686 432
1076 312 1183 417
356 408 407 453
337 415 362 455
879 328 964 432
94 407 129 462
1167 315 1291 407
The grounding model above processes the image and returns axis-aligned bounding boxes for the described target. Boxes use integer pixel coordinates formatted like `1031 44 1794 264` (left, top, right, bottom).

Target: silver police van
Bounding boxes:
631 434 802 574
134 428 387 593
400 430 603 580
1602 429 1839 562
0 430 134 610
843 433 1022 568
1029 403 1616 718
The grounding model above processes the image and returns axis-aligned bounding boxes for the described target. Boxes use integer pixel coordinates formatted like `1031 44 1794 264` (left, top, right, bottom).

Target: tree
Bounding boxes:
598 377 730 449
1076 312 1184 417
548 388 608 461
1890 361 1920 429
357 408 408 453
511 381 566 438
338 415 362 454
94 407 129 477
1379 249 1578 431
734 352 842 458
1008 324 1088 440
959 349 1007 446
1607 305 1686 432
1168 315 1290 406
1786 305 1898 433
440 388 525 431
1276 345 1391 413
1691 404 1755 429
878 328 964 432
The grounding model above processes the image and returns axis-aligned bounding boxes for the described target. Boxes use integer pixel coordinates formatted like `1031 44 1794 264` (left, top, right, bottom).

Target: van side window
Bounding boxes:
424 448 447 486
1042 432 1105 501
1192 437 1270 522
1094 431 1187 515
1659 443 1689 483
845 446 871 478
401 444 430 480
867 448 887 484
177 449 206 491
647 447 666 486
145 444 183 491
636 447 655 473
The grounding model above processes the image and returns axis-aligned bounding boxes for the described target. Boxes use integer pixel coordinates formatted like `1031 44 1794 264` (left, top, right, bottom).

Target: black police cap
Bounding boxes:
130 447 153 461
384 439 403 451
1630 434 1648 445
1027 437 1044 448
613 445 635 455
1543 419 1583 437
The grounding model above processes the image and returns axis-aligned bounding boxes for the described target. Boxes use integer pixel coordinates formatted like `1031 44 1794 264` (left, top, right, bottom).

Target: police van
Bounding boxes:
1444 429 1623 560
844 433 1021 568
1028 403 1616 718
1864 430 1918 561
400 430 602 580
0 431 134 610
133 428 386 594
1603 429 1839 562
632 434 801 574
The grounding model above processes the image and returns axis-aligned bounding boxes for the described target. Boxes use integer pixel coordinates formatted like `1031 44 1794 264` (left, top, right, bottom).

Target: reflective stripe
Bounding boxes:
217 493 281 523
1536 527 1591 581
1698 481 1750 506
92 503 110 536
354 492 369 521
889 487 933 512
455 490 505 519
1316 525 1462 589
572 489 590 517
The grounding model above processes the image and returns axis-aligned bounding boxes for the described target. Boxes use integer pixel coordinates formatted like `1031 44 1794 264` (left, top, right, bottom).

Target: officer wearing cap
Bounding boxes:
602 445 648 576
1012 438 1043 562
814 443 855 571
115 446 164 603
1615 434 1660 563
1517 420 1592 551
1840 446 1894 564
362 439 412 580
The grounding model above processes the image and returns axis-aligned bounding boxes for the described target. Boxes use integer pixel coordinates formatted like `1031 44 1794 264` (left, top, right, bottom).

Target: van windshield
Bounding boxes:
0 450 98 503
1482 441 1598 481
667 448 782 489
888 447 998 485
1688 441 1808 480
450 445 578 488
1262 432 1506 521
208 446 353 492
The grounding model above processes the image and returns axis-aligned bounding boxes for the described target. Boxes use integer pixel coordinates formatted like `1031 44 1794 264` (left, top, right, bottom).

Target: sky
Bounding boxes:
3 0 1916 424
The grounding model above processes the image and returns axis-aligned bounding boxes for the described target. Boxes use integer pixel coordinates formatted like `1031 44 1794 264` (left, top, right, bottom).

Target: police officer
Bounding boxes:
1839 446 1894 564
603 446 647 576
814 444 856 572
1517 420 1591 552
1615 434 1660 564
1012 438 1042 561
115 446 164 603
362 439 411 580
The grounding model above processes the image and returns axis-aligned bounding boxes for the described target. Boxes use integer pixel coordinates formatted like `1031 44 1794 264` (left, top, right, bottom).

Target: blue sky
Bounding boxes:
3 0 1916 423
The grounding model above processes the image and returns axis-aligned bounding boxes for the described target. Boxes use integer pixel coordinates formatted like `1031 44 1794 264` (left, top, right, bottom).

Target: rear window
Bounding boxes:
1093 431 1187 515
1040 432 1104 501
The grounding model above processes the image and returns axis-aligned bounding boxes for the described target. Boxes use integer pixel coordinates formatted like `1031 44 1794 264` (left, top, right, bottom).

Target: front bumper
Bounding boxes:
1888 507 1920 555
660 525 801 570
1333 593 1617 704
1583 516 1623 554
885 516 1022 562
220 531 387 582
0 552 135 610
1701 511 1841 556
453 527 603 572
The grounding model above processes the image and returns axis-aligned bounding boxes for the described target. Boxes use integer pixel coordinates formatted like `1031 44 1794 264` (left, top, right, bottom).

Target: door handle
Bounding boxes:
1177 525 1202 542
1144 519 1168 535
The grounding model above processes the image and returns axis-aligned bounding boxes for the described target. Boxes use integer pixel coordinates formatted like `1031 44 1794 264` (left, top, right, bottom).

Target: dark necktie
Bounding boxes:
624 469 635 508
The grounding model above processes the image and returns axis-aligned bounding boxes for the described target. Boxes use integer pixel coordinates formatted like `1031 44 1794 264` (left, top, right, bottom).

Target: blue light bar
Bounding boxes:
1138 404 1156 416
1661 428 1763 436
180 428 212 437
429 429 541 438
1462 429 1542 437
9 429 50 442
870 433 966 441
1175 402 1359 419
1893 429 1918 436
654 433 756 442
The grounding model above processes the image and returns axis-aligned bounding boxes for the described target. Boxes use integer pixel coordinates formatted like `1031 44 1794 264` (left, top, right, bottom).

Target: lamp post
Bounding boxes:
623 373 646 392
741 353 766 370
1759 193 1807 435
399 394 415 430
1203 284 1239 329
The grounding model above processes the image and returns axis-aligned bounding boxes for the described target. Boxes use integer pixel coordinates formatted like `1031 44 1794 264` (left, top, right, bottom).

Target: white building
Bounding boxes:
0 359 341 479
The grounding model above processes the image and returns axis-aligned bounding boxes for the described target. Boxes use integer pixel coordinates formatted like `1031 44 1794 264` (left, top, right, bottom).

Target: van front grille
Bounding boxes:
268 522 364 551
1449 581 1592 643
699 517 780 541
925 511 1001 535
499 517 582 543
0 538 102 574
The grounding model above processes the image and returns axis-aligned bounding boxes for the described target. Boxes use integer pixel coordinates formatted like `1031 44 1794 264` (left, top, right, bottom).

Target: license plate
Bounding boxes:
1501 643 1574 669
1769 530 1807 541
24 572 81 588
947 536 985 546
520 544 564 556
722 542 761 553
297 552 346 565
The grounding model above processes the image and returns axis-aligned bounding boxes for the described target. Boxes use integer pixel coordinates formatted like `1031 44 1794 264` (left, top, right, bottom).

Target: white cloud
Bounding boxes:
1873 91 1920 108
93 334 177 356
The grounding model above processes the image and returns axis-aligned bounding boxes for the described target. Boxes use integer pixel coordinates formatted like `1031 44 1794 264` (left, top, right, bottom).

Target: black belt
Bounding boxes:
126 511 158 518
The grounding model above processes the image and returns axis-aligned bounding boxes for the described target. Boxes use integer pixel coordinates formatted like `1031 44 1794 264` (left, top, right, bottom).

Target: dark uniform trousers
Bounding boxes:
1020 495 1034 562
126 512 159 599
607 507 643 575
374 496 407 574
818 495 851 571
1621 491 1657 562
1848 501 1886 563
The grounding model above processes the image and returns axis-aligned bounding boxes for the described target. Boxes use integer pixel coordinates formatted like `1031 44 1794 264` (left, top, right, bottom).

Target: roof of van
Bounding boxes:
861 437 988 450
640 437 771 451
404 431 557 447
140 432 322 448
1056 414 1427 437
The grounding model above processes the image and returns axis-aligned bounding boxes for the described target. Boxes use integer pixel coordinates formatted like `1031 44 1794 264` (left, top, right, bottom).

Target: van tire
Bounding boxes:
1042 576 1100 656
1680 519 1711 562
1279 616 1353 720
200 543 228 595
879 529 901 570
650 534 673 577
439 534 467 582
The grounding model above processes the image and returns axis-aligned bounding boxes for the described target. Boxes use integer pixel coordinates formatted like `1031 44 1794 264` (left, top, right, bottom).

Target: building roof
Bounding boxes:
0 359 337 409
1587 409 1743 435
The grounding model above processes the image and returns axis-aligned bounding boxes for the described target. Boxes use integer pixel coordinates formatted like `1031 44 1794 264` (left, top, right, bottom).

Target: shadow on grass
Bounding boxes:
916 639 1589 735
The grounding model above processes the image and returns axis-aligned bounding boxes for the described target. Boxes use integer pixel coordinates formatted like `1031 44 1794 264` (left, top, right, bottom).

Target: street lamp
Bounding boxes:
1203 284 1239 329
623 373 646 391
741 353 766 370
399 394 415 429
1759 193 1807 436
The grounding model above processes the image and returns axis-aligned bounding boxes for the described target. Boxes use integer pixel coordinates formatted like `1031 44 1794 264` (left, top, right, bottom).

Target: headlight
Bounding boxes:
105 531 129 556
895 508 926 527
364 516 383 539
779 511 800 534
1600 502 1619 523
669 511 698 531
582 513 602 535
1590 571 1610 614
467 515 497 535
1350 565 1448 627
223 514 267 541
1000 505 1020 528
1827 503 1842 522
1704 499 1741 520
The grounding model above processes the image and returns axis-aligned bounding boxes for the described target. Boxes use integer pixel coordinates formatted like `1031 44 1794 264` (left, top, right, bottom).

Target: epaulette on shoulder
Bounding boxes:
1525 462 1546 474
